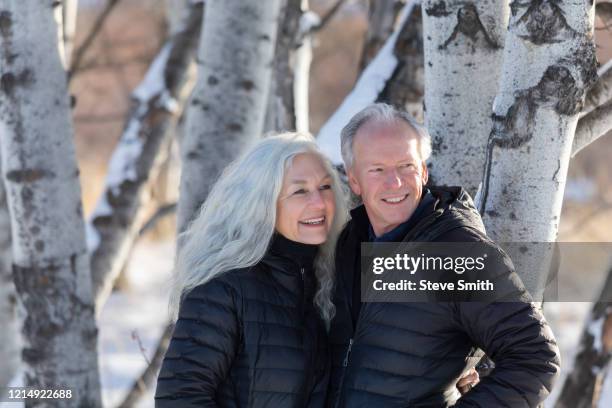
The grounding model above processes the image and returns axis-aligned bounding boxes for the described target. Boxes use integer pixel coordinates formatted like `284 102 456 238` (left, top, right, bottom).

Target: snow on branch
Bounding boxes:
316 0 419 165
87 1 203 313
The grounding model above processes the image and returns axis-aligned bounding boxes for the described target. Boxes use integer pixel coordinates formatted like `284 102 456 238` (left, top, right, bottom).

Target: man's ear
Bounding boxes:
421 162 429 185
347 169 361 196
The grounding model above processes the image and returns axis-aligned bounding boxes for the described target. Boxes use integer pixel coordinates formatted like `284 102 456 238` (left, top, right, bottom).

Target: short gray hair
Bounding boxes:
340 103 432 169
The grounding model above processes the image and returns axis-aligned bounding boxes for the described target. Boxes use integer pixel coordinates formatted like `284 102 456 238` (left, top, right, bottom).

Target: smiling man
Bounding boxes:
327 103 561 407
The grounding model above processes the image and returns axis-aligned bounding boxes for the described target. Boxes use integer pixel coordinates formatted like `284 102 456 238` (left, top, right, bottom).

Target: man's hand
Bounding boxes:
457 368 479 395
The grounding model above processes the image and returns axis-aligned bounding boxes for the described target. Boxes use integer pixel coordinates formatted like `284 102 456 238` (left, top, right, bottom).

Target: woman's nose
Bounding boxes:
308 190 326 209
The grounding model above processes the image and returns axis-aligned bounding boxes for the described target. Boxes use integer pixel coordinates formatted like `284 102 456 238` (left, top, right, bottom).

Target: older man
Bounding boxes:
327 103 560 407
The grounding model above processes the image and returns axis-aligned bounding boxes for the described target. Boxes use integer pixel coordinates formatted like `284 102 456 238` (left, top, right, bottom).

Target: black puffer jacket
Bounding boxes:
155 234 329 407
328 186 561 407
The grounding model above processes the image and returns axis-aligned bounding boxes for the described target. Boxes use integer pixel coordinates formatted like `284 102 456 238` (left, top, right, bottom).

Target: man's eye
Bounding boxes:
319 184 332 191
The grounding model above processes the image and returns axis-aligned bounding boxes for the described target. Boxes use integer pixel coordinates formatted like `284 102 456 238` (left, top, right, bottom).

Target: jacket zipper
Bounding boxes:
342 338 354 367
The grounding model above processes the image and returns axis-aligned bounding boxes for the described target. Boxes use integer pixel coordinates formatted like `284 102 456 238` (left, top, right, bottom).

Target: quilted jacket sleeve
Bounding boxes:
453 246 561 407
155 278 241 407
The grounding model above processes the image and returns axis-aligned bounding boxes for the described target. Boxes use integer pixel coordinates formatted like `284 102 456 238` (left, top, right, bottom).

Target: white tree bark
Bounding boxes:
422 0 508 195
294 0 315 133
61 0 78 68
0 152 20 398
263 0 301 133
478 1 598 298
0 3 101 406
88 0 202 313
178 0 281 232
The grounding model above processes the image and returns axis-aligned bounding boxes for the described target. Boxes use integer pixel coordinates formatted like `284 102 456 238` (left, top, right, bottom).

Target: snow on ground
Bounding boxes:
0 238 174 408
98 238 175 407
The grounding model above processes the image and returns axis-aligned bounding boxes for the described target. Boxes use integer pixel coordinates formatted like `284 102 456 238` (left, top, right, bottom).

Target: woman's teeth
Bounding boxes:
300 217 325 225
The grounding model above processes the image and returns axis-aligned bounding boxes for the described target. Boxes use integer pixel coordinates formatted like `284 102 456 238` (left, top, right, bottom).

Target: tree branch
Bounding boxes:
138 203 177 237
305 0 346 35
573 97 612 157
88 1 203 314
582 59 612 114
68 0 122 81
116 323 174 408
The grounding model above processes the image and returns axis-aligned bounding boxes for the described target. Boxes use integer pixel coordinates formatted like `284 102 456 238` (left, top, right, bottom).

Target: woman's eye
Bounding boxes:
369 168 383 173
319 184 332 191
293 189 306 195
400 163 416 170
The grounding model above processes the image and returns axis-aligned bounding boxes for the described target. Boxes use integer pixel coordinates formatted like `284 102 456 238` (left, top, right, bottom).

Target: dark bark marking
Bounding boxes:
425 1 452 17
486 210 500 217
240 80 255 91
511 0 579 45
6 168 53 183
552 159 561 181
34 240 44 252
0 69 34 96
51 0 61 8
226 122 243 132
0 10 11 38
207 75 219 86
439 3 501 50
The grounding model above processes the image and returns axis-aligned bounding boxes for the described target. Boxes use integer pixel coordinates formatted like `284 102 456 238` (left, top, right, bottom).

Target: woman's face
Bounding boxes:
276 153 336 245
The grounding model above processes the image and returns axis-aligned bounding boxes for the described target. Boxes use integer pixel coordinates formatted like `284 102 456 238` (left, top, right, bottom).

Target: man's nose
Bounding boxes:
383 169 403 189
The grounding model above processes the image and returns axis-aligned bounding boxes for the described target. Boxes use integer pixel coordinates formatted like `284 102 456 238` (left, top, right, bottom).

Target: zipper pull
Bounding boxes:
300 267 304 280
342 338 354 367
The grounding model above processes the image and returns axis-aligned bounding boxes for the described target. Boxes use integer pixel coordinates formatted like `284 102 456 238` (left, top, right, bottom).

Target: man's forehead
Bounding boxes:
355 120 418 142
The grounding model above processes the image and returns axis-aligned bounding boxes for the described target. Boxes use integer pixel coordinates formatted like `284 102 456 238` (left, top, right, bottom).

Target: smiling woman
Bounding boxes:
155 132 348 407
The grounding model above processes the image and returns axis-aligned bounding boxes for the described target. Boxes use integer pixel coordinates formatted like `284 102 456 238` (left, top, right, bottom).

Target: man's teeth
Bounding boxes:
383 195 407 203
301 217 325 225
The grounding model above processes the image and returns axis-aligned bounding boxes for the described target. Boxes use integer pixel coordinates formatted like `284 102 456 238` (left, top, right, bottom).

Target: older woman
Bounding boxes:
155 133 348 407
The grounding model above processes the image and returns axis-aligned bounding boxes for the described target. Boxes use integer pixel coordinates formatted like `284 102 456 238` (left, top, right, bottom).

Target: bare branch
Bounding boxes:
582 59 612 114
68 0 122 81
138 203 177 237
573 97 612 157
117 323 174 408
305 0 346 36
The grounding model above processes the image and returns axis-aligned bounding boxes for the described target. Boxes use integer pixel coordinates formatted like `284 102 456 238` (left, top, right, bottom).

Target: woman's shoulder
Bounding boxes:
186 265 263 300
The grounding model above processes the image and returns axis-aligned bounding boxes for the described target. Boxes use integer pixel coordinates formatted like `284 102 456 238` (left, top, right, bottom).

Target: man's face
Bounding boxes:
347 121 428 237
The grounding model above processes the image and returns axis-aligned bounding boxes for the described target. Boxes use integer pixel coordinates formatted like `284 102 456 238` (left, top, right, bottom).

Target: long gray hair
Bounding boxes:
170 132 348 325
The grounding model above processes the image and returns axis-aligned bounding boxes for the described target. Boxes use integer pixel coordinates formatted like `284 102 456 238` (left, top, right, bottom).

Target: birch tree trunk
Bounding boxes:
88 0 202 313
0 151 20 397
422 0 508 194
61 0 78 68
178 0 281 232
478 1 598 299
263 0 301 133
555 265 612 408
0 3 101 406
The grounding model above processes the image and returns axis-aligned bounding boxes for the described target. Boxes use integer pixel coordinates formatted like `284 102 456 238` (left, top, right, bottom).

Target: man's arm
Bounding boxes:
452 247 561 407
